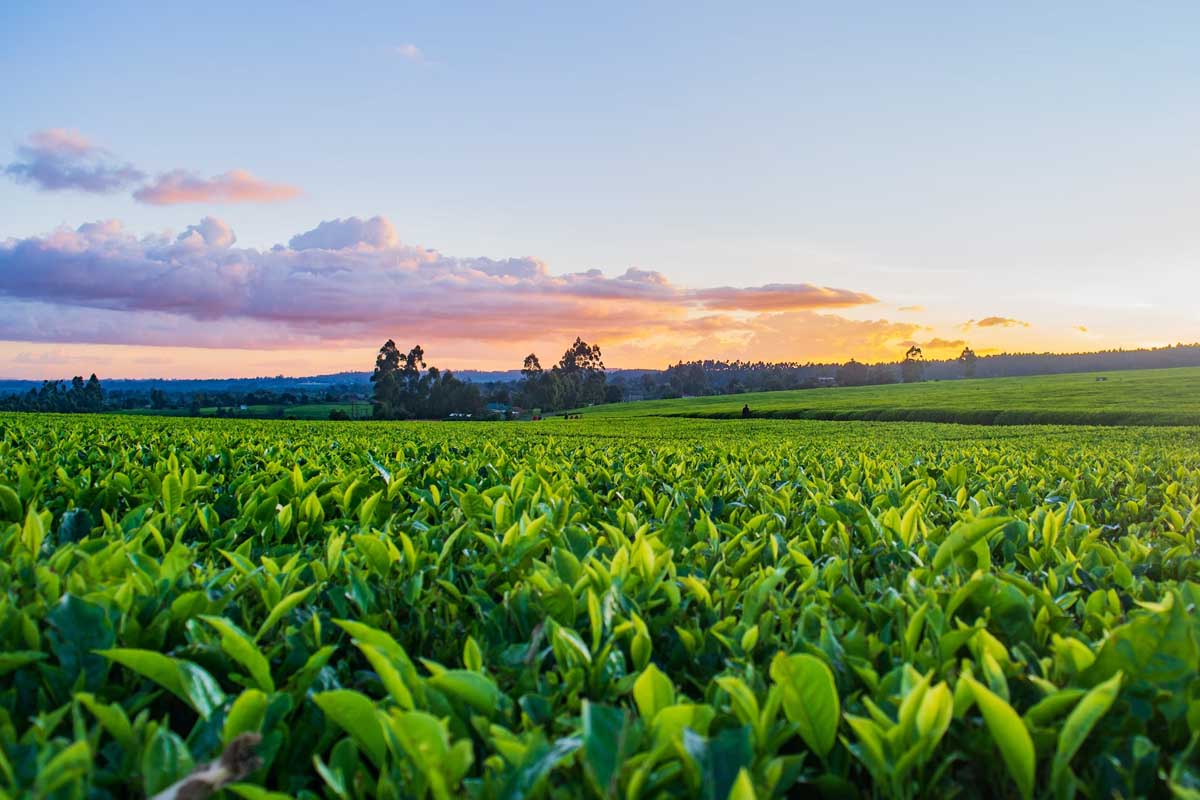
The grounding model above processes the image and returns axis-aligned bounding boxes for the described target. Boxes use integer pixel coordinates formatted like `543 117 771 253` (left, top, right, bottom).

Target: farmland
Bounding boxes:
0 413 1198 798
580 366 1200 426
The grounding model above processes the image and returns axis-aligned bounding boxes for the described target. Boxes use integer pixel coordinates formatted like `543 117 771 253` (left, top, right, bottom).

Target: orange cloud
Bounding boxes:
964 316 1030 329
898 304 925 312
134 169 300 205
923 337 967 349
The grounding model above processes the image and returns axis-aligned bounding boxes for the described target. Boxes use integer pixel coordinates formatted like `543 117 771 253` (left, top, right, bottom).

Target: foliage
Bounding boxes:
371 341 483 420
638 343 1200 400
0 413 1197 798
0 374 103 413
517 338 611 411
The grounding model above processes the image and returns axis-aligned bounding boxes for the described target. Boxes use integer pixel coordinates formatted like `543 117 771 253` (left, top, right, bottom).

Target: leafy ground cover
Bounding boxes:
575 366 1200 426
0 413 1198 798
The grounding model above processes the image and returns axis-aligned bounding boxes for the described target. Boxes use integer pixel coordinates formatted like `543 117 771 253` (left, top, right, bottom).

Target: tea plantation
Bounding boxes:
576 367 1200 426
1 413 1198 798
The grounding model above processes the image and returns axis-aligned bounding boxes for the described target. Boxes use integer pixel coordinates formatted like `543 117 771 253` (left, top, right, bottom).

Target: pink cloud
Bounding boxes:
6 129 304 206
133 169 300 205
288 216 398 250
4 128 145 193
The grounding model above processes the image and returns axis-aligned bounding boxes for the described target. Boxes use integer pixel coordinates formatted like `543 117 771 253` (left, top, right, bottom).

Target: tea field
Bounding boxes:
578 366 1200 426
1 413 1198 798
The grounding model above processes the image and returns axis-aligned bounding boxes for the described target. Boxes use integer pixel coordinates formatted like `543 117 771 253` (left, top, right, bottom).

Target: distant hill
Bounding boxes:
0 371 373 397
0 367 659 396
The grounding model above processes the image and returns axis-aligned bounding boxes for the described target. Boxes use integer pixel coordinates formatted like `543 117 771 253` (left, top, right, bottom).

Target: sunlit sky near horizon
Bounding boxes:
2 1 1198 379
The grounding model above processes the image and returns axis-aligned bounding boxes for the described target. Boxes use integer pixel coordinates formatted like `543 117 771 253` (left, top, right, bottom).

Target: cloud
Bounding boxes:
134 169 300 205
898 304 925 312
1074 325 1089 333
392 44 425 62
692 284 876 311
4 129 299 205
923 337 966 349
178 217 236 248
964 316 1031 329
3 129 145 193
0 216 890 359
288 216 399 250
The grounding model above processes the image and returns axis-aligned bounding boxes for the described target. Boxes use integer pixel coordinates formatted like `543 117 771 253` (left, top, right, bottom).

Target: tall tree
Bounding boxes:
958 346 978 378
522 354 542 378
371 341 479 420
558 337 605 374
901 345 925 383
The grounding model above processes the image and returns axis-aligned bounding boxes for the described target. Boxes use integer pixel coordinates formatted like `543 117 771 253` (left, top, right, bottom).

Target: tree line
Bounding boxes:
629 343 1200 398
0 375 104 413
369 341 487 420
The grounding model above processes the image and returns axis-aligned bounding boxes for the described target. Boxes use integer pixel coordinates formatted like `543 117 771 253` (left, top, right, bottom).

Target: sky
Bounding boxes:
1 1 1198 379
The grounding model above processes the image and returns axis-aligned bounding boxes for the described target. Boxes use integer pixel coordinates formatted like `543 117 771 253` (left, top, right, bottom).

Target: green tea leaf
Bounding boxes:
770 652 840 757
964 675 1035 800
1051 672 1122 793
314 690 387 767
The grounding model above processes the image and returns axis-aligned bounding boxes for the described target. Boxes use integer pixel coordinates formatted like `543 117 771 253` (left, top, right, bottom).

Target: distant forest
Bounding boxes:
2 342 1198 417
632 343 1200 399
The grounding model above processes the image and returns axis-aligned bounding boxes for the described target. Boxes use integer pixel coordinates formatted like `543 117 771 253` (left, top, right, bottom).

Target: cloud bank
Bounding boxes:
0 216 914 362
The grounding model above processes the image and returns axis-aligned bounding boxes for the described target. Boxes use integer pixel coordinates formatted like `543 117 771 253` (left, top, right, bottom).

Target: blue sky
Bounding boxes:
1 2 1198 376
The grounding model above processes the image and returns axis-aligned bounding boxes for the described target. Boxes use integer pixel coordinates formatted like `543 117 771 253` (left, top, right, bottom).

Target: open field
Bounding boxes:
0 413 1197 797
578 366 1200 426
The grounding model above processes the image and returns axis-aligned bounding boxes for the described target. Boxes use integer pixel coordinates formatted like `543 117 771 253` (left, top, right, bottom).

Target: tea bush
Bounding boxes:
0 414 1197 798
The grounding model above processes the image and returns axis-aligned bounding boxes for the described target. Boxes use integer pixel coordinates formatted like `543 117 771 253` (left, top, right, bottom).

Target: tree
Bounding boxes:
516 338 610 412
901 345 925 384
558 338 605 374
370 341 481 420
522 354 542 379
958 346 978 378
372 340 428 419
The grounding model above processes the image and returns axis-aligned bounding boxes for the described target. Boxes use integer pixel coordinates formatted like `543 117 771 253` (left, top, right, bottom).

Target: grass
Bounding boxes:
577 366 1200 426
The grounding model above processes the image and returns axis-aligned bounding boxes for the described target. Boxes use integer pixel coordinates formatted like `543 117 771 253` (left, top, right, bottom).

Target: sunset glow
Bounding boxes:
2 3 1197 378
